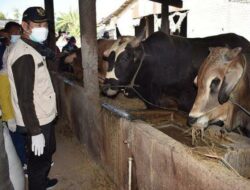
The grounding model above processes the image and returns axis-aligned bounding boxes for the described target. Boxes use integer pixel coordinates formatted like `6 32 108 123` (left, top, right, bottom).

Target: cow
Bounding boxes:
60 37 134 85
188 47 250 136
101 31 250 112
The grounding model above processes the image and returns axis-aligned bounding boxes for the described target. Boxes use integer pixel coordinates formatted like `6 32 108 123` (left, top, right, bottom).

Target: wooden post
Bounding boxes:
78 0 99 94
44 0 56 51
78 0 101 159
135 17 146 37
161 2 170 34
147 15 154 36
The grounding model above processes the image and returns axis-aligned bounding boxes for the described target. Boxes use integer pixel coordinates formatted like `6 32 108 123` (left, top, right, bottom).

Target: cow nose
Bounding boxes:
187 116 198 126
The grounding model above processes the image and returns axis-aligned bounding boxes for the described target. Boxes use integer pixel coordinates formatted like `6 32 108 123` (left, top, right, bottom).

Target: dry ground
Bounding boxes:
26 127 116 190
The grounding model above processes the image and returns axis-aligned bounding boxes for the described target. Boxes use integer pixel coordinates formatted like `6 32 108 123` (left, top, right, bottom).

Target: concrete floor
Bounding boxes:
26 126 116 190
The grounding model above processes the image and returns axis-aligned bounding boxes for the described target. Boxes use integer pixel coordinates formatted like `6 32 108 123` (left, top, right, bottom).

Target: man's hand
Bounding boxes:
31 134 45 156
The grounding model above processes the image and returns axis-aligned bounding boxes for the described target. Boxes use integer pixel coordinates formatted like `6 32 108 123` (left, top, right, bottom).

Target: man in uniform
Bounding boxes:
7 7 58 190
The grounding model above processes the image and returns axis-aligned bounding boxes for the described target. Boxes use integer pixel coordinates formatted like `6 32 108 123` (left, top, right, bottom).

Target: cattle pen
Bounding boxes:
48 0 250 189
53 71 250 189
3 0 250 189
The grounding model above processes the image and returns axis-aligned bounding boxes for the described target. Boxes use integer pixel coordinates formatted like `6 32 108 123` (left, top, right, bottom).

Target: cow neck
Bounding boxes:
112 43 146 89
123 44 186 114
228 54 250 117
126 43 146 89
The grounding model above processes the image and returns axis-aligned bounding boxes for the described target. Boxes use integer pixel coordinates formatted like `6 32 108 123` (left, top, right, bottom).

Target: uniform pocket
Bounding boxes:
34 92 56 118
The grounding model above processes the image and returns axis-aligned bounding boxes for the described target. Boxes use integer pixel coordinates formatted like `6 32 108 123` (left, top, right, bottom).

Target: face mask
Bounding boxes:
10 35 21 44
29 27 48 43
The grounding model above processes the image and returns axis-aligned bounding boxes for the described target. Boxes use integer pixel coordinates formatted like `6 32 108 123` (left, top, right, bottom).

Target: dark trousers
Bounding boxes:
27 121 56 190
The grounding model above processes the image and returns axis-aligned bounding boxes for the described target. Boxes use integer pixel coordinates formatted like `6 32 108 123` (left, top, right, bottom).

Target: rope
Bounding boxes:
102 43 188 115
229 98 250 117
228 55 250 117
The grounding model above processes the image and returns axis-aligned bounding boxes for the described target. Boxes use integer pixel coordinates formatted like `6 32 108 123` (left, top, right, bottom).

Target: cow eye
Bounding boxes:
210 77 220 93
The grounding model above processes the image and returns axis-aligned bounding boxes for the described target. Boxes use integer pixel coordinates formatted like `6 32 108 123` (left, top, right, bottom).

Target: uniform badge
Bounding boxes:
37 8 45 16
38 62 44 68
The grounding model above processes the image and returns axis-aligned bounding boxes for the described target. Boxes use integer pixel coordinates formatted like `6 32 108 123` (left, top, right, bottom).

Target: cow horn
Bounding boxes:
116 24 122 38
194 76 198 86
130 26 146 48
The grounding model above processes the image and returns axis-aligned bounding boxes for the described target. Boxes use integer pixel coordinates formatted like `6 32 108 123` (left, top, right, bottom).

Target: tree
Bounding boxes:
56 10 80 38
13 9 21 20
0 12 6 20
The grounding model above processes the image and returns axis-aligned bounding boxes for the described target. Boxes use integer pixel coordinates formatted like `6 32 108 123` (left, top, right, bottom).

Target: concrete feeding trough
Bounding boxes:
131 109 250 180
54 73 250 189
224 150 250 179
101 103 250 189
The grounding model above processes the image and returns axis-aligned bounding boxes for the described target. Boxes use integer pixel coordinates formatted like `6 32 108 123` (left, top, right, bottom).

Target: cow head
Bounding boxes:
188 47 244 128
102 30 146 97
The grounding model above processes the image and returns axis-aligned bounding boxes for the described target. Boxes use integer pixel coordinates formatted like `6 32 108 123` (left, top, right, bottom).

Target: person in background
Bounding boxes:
62 36 78 53
7 7 58 190
0 29 9 70
0 22 28 177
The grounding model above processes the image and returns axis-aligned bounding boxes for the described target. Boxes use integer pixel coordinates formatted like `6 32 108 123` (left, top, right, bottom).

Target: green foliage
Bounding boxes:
13 9 21 20
0 12 6 20
56 10 80 38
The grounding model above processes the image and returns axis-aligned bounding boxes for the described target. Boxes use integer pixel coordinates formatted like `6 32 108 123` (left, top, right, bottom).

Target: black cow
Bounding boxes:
102 31 250 112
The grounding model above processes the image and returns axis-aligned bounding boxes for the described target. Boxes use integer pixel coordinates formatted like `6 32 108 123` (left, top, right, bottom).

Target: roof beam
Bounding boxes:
150 0 183 8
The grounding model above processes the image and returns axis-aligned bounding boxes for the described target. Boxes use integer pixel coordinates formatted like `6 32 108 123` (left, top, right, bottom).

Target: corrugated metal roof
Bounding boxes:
98 0 183 27
98 0 138 26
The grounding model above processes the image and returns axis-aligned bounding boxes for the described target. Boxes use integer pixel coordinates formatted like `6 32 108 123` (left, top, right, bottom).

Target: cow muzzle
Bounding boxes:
187 116 198 126
187 114 210 129
101 78 120 97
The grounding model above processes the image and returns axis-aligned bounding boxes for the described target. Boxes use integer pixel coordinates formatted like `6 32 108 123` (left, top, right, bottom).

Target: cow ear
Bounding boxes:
218 59 244 104
107 51 116 71
193 76 198 86
224 47 242 61
208 47 214 52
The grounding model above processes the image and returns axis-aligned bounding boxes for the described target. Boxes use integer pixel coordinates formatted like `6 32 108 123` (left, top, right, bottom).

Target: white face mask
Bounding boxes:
29 27 48 43
10 35 21 44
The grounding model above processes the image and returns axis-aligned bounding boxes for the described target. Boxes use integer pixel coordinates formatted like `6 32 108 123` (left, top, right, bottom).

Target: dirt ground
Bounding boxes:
25 126 116 190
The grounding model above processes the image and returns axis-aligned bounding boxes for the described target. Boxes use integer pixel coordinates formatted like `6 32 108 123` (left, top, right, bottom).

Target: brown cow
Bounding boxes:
188 47 250 136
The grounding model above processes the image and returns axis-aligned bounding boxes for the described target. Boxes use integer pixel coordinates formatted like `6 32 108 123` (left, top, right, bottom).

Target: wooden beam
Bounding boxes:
79 0 98 91
150 0 183 8
44 0 56 51
161 2 170 34
147 14 155 36
78 0 101 159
